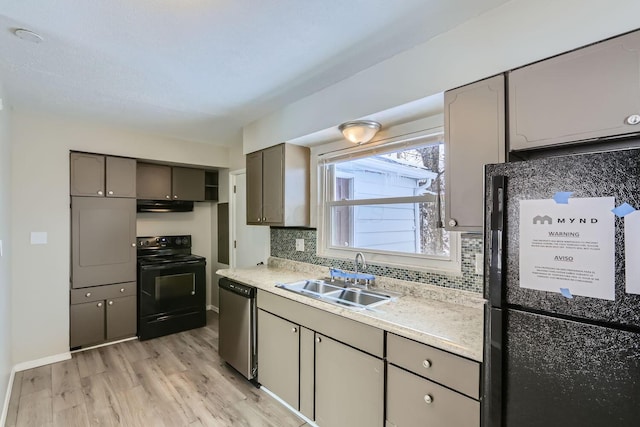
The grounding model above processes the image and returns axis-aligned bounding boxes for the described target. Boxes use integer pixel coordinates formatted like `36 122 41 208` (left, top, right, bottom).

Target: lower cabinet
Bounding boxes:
255 289 482 427
386 333 480 427
257 290 385 427
257 309 300 409
315 334 384 427
387 364 479 427
70 282 137 348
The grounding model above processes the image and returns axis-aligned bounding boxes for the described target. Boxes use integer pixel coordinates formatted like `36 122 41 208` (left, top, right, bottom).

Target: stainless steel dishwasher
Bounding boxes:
218 278 257 381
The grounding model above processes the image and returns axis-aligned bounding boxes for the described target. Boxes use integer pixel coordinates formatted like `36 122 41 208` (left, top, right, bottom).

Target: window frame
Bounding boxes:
316 130 462 274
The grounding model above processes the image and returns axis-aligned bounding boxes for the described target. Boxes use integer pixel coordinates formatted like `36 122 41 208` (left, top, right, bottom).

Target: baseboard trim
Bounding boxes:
1 366 16 427
207 305 219 313
260 385 318 427
13 352 71 373
70 336 138 355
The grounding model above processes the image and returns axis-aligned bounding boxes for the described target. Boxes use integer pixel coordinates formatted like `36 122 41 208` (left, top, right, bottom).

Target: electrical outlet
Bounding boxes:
295 238 305 252
475 253 483 275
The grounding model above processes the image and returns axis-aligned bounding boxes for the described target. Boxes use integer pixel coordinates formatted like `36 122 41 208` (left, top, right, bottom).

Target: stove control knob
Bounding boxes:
175 238 182 245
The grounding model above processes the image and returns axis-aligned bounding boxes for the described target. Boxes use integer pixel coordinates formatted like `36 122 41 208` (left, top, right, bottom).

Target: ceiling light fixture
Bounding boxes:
338 120 381 144
13 28 43 43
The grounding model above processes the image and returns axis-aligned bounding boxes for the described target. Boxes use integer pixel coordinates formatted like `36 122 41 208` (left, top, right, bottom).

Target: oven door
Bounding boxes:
138 261 206 318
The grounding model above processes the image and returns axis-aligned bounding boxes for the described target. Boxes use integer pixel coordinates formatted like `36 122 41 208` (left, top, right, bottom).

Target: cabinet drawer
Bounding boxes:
71 282 136 304
258 289 384 358
386 364 479 427
387 333 479 399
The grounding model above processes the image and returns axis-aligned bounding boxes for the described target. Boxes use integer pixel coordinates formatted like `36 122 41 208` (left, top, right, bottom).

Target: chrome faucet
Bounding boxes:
354 252 367 275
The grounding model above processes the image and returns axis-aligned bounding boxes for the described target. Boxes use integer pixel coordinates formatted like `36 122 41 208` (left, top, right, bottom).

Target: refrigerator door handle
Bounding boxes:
489 175 506 308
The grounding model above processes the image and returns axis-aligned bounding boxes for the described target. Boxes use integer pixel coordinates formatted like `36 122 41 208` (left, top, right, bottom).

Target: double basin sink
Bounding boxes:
277 279 399 310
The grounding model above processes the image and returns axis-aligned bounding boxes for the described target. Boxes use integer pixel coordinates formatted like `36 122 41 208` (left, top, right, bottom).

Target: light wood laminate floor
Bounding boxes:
6 312 307 427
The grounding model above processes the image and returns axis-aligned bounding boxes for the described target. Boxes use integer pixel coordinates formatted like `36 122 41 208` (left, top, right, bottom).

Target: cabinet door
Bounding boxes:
386 364 479 427
246 151 264 224
509 30 640 150
136 163 172 200
70 301 105 348
172 167 205 201
262 145 284 224
70 153 105 197
71 197 136 288
445 74 505 232
106 295 137 340
105 157 136 198
315 334 384 427
257 309 299 410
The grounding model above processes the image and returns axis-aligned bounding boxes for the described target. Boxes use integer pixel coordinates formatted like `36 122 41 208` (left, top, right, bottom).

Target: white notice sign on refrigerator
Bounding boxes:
519 197 615 300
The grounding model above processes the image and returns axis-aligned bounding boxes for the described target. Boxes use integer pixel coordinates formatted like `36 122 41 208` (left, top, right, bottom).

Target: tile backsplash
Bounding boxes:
270 228 483 293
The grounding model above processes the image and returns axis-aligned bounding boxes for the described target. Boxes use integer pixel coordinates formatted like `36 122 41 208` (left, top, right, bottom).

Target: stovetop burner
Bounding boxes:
136 235 205 266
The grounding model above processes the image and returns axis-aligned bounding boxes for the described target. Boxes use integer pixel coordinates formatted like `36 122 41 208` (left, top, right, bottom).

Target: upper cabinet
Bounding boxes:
137 163 205 201
445 74 505 232
246 143 310 226
70 152 136 198
172 167 205 201
509 30 640 151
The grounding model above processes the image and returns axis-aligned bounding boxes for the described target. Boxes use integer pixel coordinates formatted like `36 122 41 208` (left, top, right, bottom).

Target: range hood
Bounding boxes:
136 199 194 213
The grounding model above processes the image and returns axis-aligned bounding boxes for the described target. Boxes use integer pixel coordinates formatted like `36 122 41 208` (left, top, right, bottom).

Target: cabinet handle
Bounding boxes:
422 359 432 369
262 217 266 222
448 219 457 227
131 243 136 247
108 190 114 195
120 288 125 293
257 218 261 222
291 327 297 333
316 336 321 343
97 190 103 196
165 195 170 199
625 114 640 125
173 195 178 199
85 292 91 298
97 302 103 307
108 301 113 306
424 394 433 404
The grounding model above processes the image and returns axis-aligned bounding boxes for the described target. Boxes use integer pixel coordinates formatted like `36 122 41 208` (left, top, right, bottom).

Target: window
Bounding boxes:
318 131 461 273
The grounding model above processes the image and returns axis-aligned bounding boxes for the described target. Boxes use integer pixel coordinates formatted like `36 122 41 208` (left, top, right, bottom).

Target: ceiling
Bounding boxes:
0 0 507 145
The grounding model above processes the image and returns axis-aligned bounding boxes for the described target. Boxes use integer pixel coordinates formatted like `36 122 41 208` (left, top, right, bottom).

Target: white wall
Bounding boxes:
0 84 13 423
10 111 229 365
243 0 640 152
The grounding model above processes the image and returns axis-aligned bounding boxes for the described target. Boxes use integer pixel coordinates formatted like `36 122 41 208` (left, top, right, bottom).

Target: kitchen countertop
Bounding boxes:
217 258 485 362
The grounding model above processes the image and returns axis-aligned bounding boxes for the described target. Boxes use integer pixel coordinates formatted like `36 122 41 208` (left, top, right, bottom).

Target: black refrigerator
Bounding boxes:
483 148 640 427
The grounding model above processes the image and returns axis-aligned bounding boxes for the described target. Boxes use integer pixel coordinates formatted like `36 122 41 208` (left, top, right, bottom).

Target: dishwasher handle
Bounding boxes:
219 278 256 298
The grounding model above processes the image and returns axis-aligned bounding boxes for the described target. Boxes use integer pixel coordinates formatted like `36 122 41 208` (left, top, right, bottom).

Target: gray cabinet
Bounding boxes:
246 143 309 226
70 153 136 198
70 300 105 348
509 30 640 150
387 365 479 427
257 309 300 409
106 295 137 341
70 283 137 348
386 333 480 427
315 334 384 427
137 163 205 201
136 163 172 200
71 197 136 288
257 289 384 425
172 167 205 201
444 74 505 232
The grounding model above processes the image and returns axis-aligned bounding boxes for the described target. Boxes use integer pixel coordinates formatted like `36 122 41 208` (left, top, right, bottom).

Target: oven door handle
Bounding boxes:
140 261 205 270
191 276 196 295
